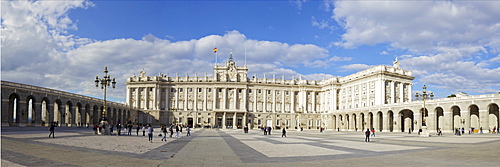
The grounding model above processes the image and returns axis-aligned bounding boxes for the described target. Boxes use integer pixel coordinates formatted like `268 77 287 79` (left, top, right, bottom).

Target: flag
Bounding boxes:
213 47 217 53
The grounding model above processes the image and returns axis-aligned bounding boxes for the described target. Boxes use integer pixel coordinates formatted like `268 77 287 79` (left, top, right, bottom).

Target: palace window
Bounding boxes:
179 88 183 92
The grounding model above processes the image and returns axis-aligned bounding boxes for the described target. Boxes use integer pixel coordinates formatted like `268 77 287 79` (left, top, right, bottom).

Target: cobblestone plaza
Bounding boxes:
2 127 499 166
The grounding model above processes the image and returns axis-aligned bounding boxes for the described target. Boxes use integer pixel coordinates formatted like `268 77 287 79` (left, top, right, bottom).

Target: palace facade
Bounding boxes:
125 54 427 131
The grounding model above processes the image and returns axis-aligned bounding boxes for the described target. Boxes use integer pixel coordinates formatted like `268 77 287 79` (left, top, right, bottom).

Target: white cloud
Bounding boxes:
330 1 500 95
339 64 373 72
1 1 335 101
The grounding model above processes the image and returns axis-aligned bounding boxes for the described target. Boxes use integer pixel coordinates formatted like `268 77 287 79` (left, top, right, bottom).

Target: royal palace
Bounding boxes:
124 54 500 133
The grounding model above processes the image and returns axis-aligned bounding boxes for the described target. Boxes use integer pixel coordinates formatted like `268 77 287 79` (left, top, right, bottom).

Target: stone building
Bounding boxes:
125 54 418 130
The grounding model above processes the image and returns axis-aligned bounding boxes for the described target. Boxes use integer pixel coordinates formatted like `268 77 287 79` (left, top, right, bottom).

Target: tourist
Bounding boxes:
142 124 146 136
365 129 370 142
461 127 465 135
175 125 180 138
179 125 183 137
117 124 122 136
161 125 168 141
93 123 98 135
480 127 483 134
136 124 140 136
127 123 133 135
267 127 272 135
48 122 55 138
408 128 411 134
186 126 191 136
282 128 287 137
437 128 442 136
169 124 174 138
263 127 267 135
147 124 154 143
371 128 376 137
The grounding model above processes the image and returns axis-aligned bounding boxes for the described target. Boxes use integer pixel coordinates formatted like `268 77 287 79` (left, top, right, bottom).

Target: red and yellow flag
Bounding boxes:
213 47 217 53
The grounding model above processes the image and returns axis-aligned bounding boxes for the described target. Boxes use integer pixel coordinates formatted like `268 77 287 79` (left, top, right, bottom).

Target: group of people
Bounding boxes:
364 128 376 142
261 127 272 135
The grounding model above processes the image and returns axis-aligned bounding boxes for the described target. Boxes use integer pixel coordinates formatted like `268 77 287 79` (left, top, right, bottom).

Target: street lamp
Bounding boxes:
415 84 434 137
95 66 116 135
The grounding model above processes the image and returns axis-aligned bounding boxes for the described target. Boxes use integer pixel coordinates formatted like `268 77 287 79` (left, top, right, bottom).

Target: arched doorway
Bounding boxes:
388 111 394 132
400 109 413 132
451 106 461 130
470 105 479 130
8 94 19 126
488 103 499 130
436 107 444 130
377 111 383 132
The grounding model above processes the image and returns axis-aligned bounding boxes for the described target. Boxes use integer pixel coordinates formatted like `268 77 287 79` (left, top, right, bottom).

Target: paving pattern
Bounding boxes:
2 127 500 166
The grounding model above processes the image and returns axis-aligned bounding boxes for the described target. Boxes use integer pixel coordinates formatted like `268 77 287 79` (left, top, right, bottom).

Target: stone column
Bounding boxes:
34 101 42 126
382 113 388 132
479 110 489 131
242 88 247 111
233 113 237 128
145 87 149 109
460 110 470 130
194 87 198 111
356 114 361 131
399 82 404 103
391 112 399 132
222 112 226 129
184 87 188 111
253 89 257 112
233 89 238 110
311 91 316 113
408 83 413 102
203 88 207 111
17 100 27 126
291 91 295 112
428 111 437 131
136 88 141 109
414 112 421 132
272 90 276 113
390 81 395 104
444 111 453 133
1 98 10 126
373 113 379 131
213 88 217 110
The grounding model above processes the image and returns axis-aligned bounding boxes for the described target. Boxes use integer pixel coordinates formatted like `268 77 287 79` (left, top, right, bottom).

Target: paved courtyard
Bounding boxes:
2 127 500 167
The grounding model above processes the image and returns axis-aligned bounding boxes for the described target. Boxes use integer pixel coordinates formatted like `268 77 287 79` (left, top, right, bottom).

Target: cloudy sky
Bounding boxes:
2 0 499 103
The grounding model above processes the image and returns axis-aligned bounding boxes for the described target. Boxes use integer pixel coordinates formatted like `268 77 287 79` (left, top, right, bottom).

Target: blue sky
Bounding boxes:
2 0 500 103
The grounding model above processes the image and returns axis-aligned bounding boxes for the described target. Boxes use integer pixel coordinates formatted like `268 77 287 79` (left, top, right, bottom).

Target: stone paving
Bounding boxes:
2 127 500 167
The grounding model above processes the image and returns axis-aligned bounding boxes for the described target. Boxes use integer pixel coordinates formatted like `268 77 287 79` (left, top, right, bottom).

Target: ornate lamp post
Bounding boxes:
95 66 116 135
415 84 434 137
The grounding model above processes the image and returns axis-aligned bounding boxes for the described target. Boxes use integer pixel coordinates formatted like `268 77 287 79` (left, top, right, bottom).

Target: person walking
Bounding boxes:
169 124 174 138
365 129 370 142
186 126 191 137
371 128 376 137
175 125 180 139
48 122 55 138
116 124 122 136
127 124 133 135
282 128 287 137
161 125 168 141
136 124 140 136
142 124 146 136
147 124 154 143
